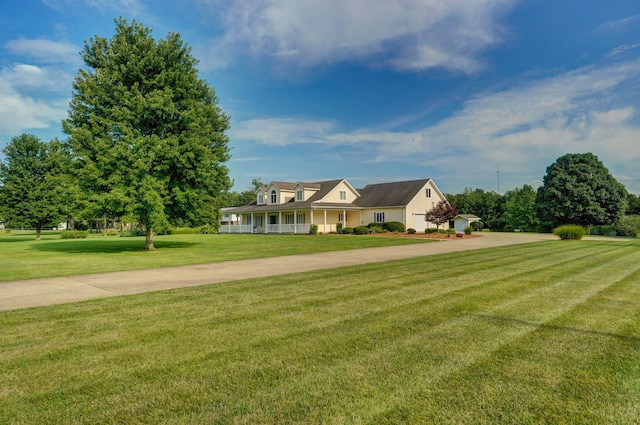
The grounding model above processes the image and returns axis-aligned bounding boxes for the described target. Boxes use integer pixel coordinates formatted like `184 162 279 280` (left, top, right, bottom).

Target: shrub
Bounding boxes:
425 228 437 234
200 225 217 234
407 228 416 234
613 226 637 237
553 225 587 240
60 230 89 239
446 228 456 235
464 226 473 235
470 221 484 232
336 223 343 233
102 229 119 237
354 226 369 235
309 224 318 235
384 221 405 232
120 229 145 237
341 227 354 234
168 227 201 235
486 218 507 232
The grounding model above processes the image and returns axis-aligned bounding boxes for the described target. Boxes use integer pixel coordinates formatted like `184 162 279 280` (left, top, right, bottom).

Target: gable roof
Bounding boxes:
269 181 297 191
354 179 431 207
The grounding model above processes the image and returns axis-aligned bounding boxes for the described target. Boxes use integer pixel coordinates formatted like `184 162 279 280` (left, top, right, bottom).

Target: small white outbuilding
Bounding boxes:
453 214 482 233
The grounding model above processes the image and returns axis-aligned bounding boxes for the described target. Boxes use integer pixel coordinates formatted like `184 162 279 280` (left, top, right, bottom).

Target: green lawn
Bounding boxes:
1 240 638 424
0 232 431 282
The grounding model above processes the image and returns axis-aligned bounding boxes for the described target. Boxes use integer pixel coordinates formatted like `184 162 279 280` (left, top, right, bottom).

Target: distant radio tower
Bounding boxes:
497 165 500 193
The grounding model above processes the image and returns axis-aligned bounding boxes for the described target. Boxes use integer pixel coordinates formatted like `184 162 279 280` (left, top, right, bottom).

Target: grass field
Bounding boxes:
0 232 431 282
1 239 638 424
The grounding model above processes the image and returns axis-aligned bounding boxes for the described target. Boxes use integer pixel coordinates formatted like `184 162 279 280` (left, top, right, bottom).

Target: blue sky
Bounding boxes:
1 0 640 195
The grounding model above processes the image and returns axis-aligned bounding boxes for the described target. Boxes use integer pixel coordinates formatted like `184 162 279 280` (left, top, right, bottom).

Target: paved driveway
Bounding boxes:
0 232 568 312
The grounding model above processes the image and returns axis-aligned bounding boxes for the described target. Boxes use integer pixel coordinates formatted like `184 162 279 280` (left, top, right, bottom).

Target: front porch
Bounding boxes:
219 208 361 234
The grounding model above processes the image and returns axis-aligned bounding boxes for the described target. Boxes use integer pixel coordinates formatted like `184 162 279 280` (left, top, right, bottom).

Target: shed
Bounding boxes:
454 214 481 233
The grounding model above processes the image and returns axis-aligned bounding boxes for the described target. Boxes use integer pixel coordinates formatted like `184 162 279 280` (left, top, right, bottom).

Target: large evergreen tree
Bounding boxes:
63 18 231 250
0 134 73 240
535 153 627 229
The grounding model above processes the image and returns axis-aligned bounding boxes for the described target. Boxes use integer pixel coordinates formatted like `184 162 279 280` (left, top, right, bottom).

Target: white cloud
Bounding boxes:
0 80 67 138
231 58 640 193
5 38 81 65
1 64 73 91
200 0 514 72
0 64 72 140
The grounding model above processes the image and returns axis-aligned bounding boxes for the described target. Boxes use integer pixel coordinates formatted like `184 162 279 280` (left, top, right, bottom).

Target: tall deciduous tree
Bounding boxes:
0 134 73 240
63 18 231 250
425 200 457 230
535 153 627 229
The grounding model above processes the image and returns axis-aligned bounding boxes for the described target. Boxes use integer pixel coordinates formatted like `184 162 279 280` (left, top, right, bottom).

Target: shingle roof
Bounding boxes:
354 179 431 207
225 179 354 213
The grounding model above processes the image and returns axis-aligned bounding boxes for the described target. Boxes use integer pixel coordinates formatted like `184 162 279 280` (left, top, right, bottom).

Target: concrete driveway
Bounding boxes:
0 232 570 312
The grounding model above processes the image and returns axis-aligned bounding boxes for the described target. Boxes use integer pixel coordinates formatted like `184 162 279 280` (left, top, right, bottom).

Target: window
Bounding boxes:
258 194 264 204
426 188 431 198
285 214 294 224
270 190 277 204
374 212 385 223
297 213 305 224
339 190 347 200
296 190 303 201
338 213 347 222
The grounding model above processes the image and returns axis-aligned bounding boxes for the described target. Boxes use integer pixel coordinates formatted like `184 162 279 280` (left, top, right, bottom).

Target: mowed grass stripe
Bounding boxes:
0 241 639 424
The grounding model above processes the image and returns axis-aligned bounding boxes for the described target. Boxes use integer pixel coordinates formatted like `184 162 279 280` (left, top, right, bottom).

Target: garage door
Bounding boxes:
413 214 427 232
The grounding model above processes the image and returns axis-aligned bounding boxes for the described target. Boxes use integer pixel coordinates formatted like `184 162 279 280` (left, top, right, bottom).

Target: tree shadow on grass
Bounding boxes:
30 238 199 254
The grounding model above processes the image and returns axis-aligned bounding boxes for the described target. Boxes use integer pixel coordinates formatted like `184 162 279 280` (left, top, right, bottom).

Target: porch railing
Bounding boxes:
221 224 311 234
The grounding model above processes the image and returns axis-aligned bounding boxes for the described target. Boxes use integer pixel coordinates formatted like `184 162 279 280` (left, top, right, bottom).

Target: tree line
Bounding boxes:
447 153 639 234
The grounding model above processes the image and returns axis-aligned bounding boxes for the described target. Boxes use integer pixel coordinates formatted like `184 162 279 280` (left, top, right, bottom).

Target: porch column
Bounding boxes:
239 214 243 233
343 209 346 227
323 210 327 233
294 209 297 234
278 211 282 233
251 213 254 233
265 212 268 233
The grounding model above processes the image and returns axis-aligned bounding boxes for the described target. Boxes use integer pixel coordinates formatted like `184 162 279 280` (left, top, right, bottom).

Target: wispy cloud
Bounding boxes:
5 38 81 65
231 58 640 192
198 0 515 72
42 0 145 16
597 14 640 32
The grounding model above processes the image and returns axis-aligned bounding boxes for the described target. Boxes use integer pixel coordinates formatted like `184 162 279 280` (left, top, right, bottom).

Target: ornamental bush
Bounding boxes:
60 230 89 239
102 229 119 237
309 224 318 235
354 226 369 235
407 228 416 234
384 221 405 232
120 229 145 237
464 226 473 235
342 227 354 234
553 225 587 240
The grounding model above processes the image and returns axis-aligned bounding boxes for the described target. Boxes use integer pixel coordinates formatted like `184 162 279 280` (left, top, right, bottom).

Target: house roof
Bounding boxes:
270 181 297 191
455 214 481 220
354 179 432 207
225 179 358 213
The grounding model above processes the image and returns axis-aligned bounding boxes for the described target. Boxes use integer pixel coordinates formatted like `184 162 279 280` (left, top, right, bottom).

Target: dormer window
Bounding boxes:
296 190 303 201
258 194 264 204
270 190 277 204
340 190 347 200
